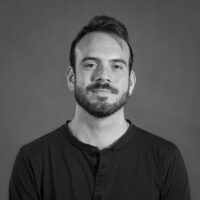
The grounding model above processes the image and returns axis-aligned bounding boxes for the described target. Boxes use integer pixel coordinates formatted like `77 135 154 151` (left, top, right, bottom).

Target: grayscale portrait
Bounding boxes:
0 1 199 200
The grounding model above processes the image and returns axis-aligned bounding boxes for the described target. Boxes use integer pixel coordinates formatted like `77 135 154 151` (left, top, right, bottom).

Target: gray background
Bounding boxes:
0 0 199 199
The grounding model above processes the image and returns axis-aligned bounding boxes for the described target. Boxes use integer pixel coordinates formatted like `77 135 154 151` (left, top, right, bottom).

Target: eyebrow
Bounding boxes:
81 57 100 63
111 59 127 66
81 57 128 66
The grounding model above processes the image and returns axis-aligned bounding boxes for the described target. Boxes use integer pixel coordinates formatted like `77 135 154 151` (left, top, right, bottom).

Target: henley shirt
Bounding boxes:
9 120 190 200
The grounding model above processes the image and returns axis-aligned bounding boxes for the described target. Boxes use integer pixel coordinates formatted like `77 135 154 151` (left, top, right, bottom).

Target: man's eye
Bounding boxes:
113 64 123 70
84 63 96 69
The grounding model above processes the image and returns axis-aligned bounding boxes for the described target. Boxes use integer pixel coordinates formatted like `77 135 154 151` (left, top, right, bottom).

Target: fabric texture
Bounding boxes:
9 120 190 200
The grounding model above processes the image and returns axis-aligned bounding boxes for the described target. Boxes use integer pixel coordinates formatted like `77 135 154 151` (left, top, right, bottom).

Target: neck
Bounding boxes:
69 104 129 150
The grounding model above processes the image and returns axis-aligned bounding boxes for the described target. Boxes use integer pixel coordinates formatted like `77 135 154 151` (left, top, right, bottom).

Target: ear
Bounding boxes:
66 66 75 91
128 70 136 96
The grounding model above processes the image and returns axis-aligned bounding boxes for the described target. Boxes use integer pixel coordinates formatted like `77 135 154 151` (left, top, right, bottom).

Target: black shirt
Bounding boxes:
9 120 190 200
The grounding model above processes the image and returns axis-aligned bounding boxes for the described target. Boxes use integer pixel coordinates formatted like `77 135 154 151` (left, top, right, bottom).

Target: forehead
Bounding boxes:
75 32 130 62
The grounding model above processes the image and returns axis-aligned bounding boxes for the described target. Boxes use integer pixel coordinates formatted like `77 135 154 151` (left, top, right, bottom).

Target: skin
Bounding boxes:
67 32 136 150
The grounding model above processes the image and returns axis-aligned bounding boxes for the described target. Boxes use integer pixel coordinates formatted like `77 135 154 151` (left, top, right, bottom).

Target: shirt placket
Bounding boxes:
93 151 108 200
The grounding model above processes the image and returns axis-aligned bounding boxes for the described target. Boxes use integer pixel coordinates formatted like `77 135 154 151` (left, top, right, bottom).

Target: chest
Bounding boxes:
36 148 161 200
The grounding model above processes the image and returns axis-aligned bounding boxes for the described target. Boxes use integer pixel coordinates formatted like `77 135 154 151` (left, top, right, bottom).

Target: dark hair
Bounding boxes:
69 15 134 73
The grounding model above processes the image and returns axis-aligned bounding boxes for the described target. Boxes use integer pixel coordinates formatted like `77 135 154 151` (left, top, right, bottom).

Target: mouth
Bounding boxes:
91 88 112 94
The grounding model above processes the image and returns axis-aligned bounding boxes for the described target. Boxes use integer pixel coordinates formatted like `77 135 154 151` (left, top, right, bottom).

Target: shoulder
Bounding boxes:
11 123 74 181
135 126 176 149
130 125 187 176
129 125 190 198
19 124 69 160
131 125 180 163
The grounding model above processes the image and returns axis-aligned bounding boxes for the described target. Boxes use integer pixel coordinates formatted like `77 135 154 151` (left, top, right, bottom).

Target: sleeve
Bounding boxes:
161 146 190 200
9 148 39 200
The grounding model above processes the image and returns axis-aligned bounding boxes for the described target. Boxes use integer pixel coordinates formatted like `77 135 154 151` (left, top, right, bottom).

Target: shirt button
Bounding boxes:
100 163 107 171
101 163 105 168
96 177 102 186
95 194 103 200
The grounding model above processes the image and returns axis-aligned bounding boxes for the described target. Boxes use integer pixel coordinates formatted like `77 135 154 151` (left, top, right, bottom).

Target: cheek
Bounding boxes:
75 72 91 89
116 77 129 91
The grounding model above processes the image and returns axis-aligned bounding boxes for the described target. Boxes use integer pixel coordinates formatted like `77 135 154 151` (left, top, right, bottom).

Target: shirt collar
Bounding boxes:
63 119 136 154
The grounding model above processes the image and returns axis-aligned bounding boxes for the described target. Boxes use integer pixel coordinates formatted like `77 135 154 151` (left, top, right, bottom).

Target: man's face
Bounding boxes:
70 32 134 118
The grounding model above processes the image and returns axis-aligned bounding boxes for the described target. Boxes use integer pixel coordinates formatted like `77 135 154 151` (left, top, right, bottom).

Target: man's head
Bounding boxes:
67 15 136 118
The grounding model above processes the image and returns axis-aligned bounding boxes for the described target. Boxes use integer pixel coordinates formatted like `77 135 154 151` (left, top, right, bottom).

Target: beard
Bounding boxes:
74 82 130 118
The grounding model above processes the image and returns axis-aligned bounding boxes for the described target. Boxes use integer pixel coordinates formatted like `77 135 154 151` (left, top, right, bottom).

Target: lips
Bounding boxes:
91 88 112 94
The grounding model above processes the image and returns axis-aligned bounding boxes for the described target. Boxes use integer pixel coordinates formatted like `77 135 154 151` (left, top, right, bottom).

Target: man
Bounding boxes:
9 15 190 200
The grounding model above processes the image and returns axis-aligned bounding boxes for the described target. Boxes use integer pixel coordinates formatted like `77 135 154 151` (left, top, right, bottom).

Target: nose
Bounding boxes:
92 63 111 83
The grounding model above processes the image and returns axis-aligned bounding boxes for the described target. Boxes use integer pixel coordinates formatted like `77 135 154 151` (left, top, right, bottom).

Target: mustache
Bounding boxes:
86 82 118 94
